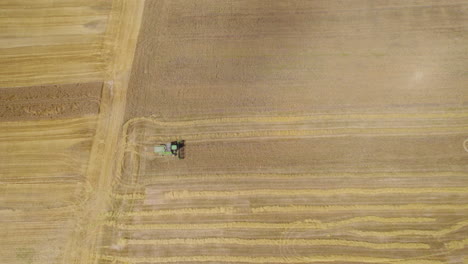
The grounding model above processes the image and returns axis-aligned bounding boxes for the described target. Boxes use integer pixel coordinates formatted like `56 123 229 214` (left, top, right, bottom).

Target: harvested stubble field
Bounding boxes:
1 0 468 264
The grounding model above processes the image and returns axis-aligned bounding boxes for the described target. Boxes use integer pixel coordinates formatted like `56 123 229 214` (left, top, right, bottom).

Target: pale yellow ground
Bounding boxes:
1 1 468 264
0 1 145 264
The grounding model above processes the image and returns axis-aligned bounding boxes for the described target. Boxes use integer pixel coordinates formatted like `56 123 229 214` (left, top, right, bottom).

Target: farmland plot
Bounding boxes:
101 0 468 263
99 112 468 263
2 0 468 264
0 83 102 263
0 0 144 263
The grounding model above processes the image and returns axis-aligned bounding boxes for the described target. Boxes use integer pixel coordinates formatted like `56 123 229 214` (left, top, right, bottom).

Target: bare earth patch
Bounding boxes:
0 82 102 121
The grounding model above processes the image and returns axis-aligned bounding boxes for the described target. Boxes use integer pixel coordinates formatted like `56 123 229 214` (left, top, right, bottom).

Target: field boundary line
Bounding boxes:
114 207 237 217
164 187 468 199
123 237 430 250
61 1 146 264
252 204 468 213
107 204 468 217
106 216 435 230
349 219 468 237
143 126 468 141
138 171 468 183
133 111 468 127
100 254 444 264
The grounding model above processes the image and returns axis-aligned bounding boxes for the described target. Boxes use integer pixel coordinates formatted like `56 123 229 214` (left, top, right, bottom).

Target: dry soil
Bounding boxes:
105 1 468 263
2 1 468 264
0 82 103 121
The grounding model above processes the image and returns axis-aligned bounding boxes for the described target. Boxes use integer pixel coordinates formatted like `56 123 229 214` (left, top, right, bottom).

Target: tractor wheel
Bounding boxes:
178 146 185 159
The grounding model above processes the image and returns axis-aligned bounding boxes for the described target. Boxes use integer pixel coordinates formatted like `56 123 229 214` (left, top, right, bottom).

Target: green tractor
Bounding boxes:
154 140 185 159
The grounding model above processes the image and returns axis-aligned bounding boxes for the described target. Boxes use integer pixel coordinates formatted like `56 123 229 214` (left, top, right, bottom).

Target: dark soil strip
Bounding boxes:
0 82 103 121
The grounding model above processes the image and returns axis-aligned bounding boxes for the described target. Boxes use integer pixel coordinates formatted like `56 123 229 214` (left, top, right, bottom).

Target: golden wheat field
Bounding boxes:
1 0 468 264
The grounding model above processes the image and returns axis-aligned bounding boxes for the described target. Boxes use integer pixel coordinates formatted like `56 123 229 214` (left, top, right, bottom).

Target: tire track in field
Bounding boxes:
349 220 468 237
145 126 468 142
252 204 468 213
163 187 468 200
138 171 468 183
123 237 430 250
106 216 435 230
109 204 468 218
124 112 468 143
127 111 468 127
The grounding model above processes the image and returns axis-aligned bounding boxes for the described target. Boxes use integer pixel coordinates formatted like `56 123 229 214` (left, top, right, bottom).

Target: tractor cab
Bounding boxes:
154 140 185 159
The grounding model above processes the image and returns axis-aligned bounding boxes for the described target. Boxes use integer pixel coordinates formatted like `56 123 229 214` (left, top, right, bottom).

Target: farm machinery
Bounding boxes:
154 140 185 159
